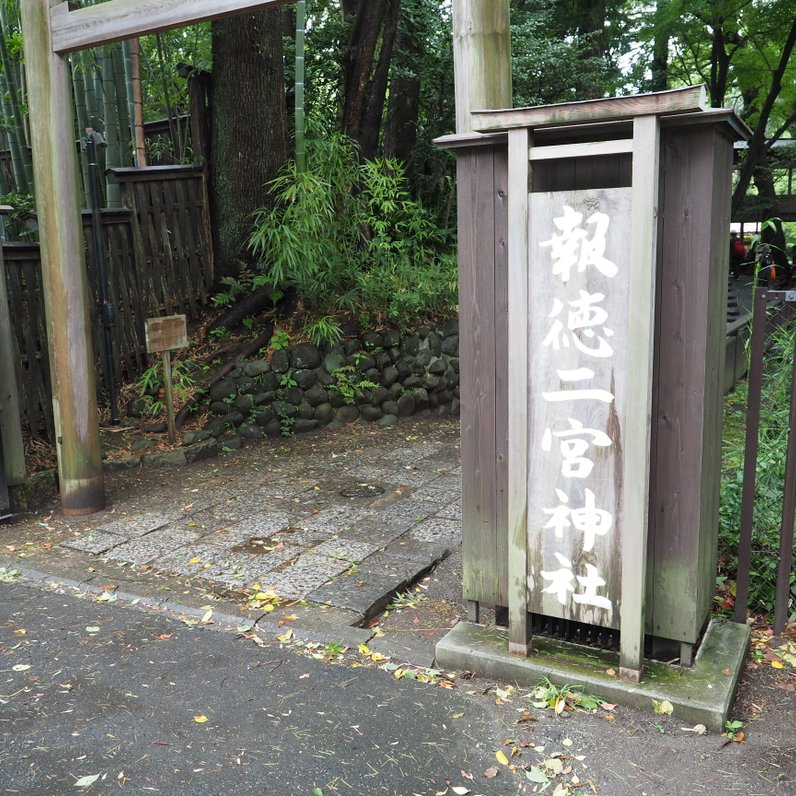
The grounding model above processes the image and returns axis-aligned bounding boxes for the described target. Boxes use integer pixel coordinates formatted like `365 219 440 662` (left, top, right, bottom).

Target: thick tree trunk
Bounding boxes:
209 9 288 282
341 0 401 159
576 0 606 58
650 0 670 91
384 6 421 163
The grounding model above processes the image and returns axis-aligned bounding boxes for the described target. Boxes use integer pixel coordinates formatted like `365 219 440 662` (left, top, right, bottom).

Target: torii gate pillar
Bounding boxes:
453 0 512 134
21 0 104 515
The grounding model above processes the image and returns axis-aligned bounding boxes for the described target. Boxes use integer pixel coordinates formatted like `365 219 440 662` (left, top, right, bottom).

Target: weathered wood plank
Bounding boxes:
457 148 499 608
507 127 531 655
4 246 54 440
472 86 706 133
51 0 293 54
0 248 26 485
647 123 733 649
619 115 659 682
529 139 634 162
493 146 510 609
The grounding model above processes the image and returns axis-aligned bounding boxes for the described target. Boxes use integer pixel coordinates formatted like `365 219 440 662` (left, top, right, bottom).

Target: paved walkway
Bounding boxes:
0 418 463 651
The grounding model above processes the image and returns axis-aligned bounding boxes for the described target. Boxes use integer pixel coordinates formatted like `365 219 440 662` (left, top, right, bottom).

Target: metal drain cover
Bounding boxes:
338 482 385 499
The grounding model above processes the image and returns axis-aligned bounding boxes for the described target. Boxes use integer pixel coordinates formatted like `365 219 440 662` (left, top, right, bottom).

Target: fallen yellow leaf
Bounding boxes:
496 750 509 766
193 715 208 724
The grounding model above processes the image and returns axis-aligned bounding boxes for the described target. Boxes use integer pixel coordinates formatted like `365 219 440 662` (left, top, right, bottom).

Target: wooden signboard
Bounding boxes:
145 315 188 443
526 188 632 629
145 314 188 354
504 117 660 679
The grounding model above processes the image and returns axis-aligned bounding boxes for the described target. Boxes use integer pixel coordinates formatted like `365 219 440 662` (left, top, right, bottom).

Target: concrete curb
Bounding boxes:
435 619 751 732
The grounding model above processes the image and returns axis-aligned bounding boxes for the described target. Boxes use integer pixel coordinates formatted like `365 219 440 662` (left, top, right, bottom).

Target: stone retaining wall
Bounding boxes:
175 320 460 451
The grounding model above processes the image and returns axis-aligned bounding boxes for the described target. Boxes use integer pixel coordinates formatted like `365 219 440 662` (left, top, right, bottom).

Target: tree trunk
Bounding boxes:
341 0 401 159
384 19 421 163
576 0 606 59
650 0 670 91
209 9 288 283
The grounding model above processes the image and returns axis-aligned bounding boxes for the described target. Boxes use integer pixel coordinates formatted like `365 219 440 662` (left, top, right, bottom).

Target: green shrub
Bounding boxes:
247 134 457 331
720 318 796 614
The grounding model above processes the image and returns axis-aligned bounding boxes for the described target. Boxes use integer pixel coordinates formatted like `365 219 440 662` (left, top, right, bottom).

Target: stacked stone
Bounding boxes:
179 321 459 450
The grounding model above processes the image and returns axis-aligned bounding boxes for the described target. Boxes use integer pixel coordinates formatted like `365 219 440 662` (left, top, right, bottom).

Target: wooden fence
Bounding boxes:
2 165 213 439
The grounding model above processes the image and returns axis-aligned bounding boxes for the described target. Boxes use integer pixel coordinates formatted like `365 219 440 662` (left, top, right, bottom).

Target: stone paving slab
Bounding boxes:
257 552 353 600
334 519 408 547
308 537 381 564
382 535 451 564
104 527 202 565
162 543 306 588
61 529 127 555
436 499 462 520
94 511 175 538
307 552 431 616
407 517 461 544
200 514 293 545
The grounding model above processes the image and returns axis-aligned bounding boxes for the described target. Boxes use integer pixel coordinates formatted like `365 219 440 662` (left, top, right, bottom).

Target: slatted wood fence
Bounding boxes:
2 165 213 439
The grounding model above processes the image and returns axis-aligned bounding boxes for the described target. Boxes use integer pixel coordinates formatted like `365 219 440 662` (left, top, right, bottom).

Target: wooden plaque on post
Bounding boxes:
145 315 188 444
145 315 188 354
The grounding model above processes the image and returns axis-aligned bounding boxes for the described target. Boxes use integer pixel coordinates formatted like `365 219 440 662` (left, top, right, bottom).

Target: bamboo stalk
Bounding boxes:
129 38 147 166
112 43 132 167
295 0 306 173
0 13 33 193
70 53 92 206
155 33 178 162
101 46 122 206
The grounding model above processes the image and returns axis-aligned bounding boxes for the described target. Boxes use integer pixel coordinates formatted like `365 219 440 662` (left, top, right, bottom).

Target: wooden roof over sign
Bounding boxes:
470 86 708 132
50 0 293 54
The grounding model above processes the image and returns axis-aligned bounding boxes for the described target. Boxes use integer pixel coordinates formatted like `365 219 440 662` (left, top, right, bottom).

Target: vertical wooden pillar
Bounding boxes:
0 248 25 486
619 115 660 681
453 0 512 134
506 127 531 655
20 0 105 515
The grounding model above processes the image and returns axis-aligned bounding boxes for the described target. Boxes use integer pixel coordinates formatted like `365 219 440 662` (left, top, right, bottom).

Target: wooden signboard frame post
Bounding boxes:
20 0 292 514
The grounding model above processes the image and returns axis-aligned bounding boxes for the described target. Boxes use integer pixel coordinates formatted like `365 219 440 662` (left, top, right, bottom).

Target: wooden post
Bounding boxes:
20 0 105 515
162 350 176 444
619 115 660 681
0 248 25 487
453 0 512 134
506 127 531 655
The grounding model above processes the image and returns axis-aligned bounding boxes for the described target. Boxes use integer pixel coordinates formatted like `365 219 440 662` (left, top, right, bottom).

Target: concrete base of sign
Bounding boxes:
435 619 751 732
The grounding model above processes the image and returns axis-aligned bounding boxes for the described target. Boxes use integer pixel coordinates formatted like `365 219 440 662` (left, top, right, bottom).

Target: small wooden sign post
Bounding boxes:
145 315 188 444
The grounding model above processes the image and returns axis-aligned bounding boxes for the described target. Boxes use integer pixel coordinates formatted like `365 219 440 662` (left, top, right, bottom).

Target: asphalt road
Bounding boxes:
0 581 514 796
